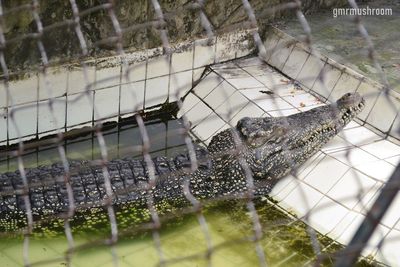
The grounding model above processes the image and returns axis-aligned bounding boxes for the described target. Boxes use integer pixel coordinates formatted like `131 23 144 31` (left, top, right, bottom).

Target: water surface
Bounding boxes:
0 118 376 266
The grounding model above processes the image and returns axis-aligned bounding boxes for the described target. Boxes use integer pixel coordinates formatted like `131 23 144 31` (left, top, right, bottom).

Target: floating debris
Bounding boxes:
259 90 274 95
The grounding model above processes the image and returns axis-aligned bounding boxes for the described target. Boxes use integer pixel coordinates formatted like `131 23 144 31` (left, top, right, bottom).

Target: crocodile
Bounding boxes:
0 92 365 234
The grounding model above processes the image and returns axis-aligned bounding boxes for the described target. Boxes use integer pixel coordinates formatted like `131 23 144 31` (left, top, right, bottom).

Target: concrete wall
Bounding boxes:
0 29 254 146
1 0 348 72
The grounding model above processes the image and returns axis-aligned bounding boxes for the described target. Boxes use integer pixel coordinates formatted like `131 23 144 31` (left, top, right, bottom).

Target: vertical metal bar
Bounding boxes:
334 164 400 267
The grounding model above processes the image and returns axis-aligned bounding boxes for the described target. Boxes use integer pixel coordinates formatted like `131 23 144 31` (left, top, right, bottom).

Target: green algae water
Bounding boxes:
278 1 400 92
0 118 378 267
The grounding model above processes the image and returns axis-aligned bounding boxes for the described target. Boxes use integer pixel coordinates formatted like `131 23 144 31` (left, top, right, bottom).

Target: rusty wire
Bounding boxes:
0 0 398 267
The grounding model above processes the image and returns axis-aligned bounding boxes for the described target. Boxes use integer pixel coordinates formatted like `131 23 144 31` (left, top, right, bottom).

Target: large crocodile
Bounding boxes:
0 92 365 234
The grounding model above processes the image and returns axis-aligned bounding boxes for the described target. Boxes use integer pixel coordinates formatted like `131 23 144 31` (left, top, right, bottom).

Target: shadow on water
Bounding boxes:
0 117 190 173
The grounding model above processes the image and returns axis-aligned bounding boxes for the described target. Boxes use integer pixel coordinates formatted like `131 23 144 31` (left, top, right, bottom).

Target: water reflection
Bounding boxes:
0 118 190 173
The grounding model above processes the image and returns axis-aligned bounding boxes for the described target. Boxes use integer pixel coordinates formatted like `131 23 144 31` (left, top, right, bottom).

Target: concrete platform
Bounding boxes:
180 56 400 265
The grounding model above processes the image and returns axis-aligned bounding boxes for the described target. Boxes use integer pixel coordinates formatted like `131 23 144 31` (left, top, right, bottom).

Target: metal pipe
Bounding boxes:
334 163 400 266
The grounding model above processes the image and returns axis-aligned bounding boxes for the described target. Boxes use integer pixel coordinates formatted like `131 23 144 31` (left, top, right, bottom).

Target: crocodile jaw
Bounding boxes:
236 92 365 182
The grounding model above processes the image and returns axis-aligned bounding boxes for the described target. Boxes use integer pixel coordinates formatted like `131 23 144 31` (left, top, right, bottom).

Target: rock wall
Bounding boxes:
2 0 350 74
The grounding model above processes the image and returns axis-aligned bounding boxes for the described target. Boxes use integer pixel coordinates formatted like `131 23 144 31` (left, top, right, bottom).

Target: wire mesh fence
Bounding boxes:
0 0 399 266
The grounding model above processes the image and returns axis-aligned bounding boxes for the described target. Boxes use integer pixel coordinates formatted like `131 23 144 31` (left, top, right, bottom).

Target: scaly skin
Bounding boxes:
0 93 365 234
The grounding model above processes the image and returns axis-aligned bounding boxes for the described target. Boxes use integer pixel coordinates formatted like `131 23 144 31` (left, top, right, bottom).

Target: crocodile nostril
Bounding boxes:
255 149 262 161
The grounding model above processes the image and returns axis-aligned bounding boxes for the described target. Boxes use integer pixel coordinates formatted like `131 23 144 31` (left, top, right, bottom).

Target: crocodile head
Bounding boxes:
236 92 365 189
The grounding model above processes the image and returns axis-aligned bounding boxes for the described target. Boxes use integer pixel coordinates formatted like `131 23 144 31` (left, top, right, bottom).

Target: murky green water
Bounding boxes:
279 1 400 92
0 118 377 266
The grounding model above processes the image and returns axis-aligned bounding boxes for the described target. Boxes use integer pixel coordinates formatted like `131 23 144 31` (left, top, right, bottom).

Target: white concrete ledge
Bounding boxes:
262 26 400 141
180 57 400 265
0 29 255 146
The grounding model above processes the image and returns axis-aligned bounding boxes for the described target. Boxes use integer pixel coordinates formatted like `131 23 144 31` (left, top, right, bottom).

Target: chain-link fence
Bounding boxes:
0 0 399 266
